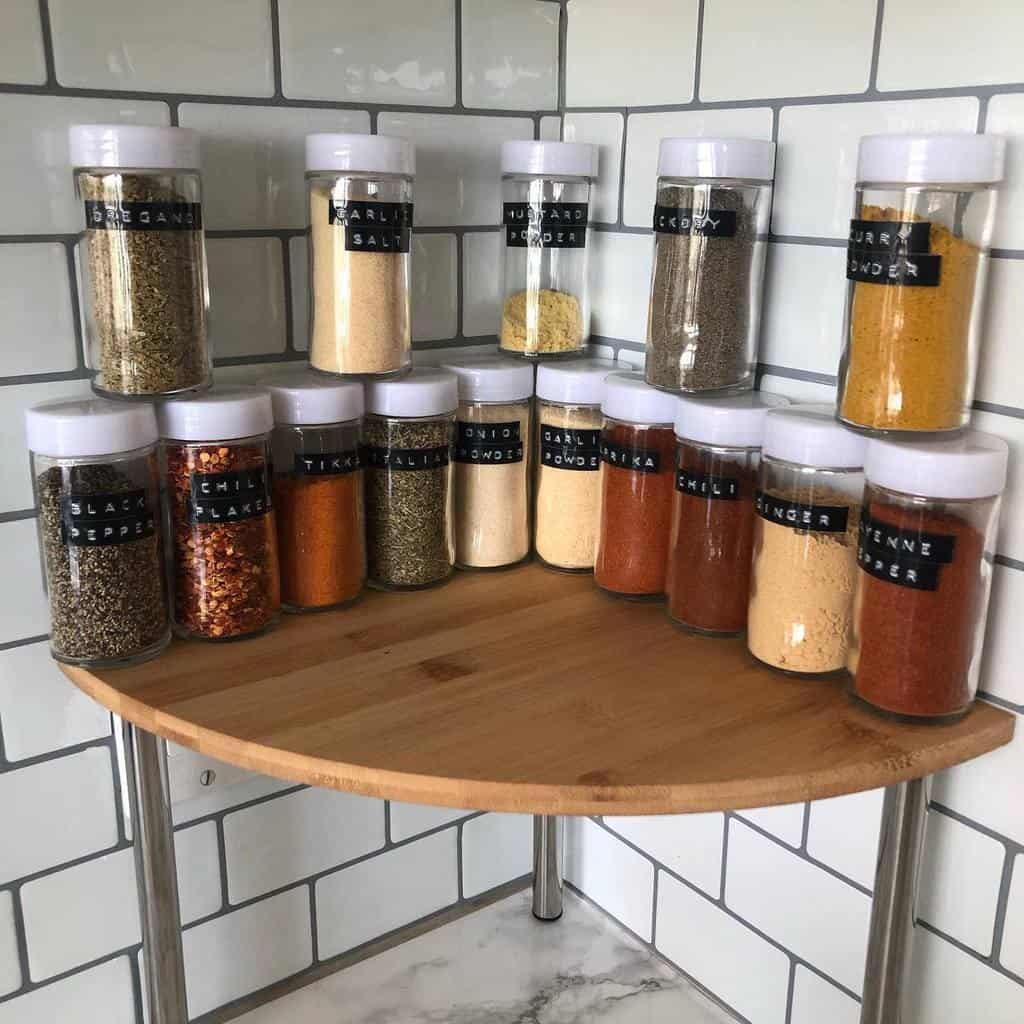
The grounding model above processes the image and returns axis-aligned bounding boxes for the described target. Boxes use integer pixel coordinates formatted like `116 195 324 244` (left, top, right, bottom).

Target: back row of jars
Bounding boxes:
72 125 1005 435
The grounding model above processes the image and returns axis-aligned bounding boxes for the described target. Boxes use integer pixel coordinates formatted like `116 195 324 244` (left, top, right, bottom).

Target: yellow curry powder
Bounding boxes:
840 205 980 432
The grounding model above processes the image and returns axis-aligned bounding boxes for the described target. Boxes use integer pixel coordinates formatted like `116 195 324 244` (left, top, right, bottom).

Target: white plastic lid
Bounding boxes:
501 140 598 178
365 367 458 418
674 392 790 448
857 133 1005 185
264 374 364 425
536 358 617 406
602 372 676 425
69 124 200 170
439 357 534 404
305 133 415 175
156 387 274 442
865 431 1008 501
26 398 158 459
762 404 867 469
657 137 776 181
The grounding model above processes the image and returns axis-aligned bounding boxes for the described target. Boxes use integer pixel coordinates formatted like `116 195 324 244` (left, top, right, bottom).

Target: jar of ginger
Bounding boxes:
306 133 414 379
837 134 1004 435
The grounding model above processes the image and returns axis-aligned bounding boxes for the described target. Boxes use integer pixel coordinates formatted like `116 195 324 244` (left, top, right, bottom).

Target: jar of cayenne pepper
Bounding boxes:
594 373 676 598
158 388 280 640
666 392 787 634
850 431 1007 720
266 374 366 612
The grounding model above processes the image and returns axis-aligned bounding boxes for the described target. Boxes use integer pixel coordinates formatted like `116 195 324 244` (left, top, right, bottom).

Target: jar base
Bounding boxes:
174 616 279 642
309 362 412 382
667 614 742 638
646 375 755 398
91 377 212 401
52 629 171 669
596 583 664 602
455 552 533 572
282 592 365 614
499 347 587 362
847 688 972 724
835 412 969 440
535 555 594 575
747 648 847 679
368 571 455 592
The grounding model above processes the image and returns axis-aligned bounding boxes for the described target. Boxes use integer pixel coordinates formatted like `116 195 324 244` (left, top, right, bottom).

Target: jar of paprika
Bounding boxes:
594 373 676 598
850 431 1007 720
266 374 366 612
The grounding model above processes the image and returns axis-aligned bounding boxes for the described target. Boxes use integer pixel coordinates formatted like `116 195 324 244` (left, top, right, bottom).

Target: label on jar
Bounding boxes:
756 491 849 533
60 489 155 546
676 469 740 500
846 218 941 287
292 450 362 476
652 205 737 237
503 202 589 248
328 200 414 253
454 422 523 464
540 425 600 471
188 468 271 524
363 446 450 471
83 200 202 231
600 440 660 474
856 516 956 591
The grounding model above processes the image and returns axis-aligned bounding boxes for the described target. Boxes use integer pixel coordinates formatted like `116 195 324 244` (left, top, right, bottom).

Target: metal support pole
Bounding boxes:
121 720 189 1024
859 777 930 1024
532 815 564 921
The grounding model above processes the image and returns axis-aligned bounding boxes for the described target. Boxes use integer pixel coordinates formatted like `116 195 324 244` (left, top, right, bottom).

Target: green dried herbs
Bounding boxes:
364 415 454 589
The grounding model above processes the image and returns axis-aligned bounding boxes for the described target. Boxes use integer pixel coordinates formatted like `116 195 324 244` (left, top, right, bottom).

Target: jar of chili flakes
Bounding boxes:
594 372 676 599
158 388 280 640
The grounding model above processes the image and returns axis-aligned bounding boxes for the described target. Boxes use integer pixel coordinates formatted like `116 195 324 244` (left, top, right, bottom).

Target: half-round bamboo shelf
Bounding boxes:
61 564 1014 815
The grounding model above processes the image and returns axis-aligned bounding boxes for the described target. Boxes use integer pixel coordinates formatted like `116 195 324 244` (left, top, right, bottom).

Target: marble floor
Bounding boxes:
236 890 735 1023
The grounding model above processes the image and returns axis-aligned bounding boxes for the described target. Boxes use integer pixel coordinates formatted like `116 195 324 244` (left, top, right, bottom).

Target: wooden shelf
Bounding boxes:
61 564 1014 816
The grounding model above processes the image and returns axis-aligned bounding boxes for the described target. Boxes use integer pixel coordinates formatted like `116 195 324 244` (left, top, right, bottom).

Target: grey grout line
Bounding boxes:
214 816 232 915
556 0 568 113
867 0 886 92
0 734 112 776
649 867 659 947
0 508 37 523
308 880 320 964
783 957 797 1024
691 0 706 103
454 0 464 110
917 918 1024 989
718 813 729 901
977 688 1024 714
0 633 49 653
35 0 56 89
930 803 1024 857
991 845 1017 970
8 885 32 1004
992 249 1024 260
0 834 132 895
800 803 812 853
269 0 284 100
383 800 392 846
128 945 146 1024
279 235 296 353
62 238 86 371
994 554 1024 573
456 821 466 901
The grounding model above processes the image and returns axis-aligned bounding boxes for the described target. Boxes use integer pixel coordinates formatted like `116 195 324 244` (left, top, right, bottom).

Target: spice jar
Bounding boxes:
747 405 867 675
498 141 597 359
306 133 414 378
70 124 211 398
850 432 1007 720
534 358 616 571
364 368 457 590
266 375 366 612
645 138 775 394
594 373 676 598
440 357 533 571
837 134 1005 434
158 389 280 641
666 392 787 635
26 399 170 666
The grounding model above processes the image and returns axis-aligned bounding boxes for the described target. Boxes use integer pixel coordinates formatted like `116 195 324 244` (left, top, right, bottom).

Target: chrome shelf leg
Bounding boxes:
532 814 564 921
860 777 930 1024
121 720 189 1024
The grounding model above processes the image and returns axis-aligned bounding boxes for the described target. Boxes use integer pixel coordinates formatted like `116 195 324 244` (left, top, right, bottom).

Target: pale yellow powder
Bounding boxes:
500 288 583 356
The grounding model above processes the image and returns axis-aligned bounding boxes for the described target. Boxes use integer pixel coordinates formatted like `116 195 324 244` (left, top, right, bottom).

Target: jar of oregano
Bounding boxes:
70 124 212 399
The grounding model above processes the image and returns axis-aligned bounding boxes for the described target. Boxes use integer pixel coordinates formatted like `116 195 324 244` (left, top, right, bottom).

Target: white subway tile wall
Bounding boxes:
790 966 860 1024
0 4 556 1020
1003 856 1024 978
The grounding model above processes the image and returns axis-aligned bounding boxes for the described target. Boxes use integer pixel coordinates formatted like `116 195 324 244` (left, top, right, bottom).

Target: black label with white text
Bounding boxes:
856 515 957 591
363 445 450 471
292 449 362 476
84 200 202 231
652 205 737 237
188 468 271 524
60 489 154 546
503 202 589 248
329 200 413 253
675 469 740 500
846 218 941 287
454 421 523 464
756 491 849 533
539 424 600 471
600 440 660 474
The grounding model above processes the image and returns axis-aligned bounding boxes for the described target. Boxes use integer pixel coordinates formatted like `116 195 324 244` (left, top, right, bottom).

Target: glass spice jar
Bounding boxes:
306 133 414 378
70 124 212 399
837 134 1004 434
594 373 676 599
266 374 366 612
440 357 534 571
534 358 617 572
747 405 867 676
26 399 171 666
498 141 597 360
666 392 787 635
645 138 775 394
849 432 1007 721
364 368 457 590
158 389 280 641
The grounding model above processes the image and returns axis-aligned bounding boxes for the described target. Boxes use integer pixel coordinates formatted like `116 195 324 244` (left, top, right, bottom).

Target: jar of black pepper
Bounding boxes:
70 124 212 399
157 389 280 641
26 398 170 666
364 368 457 590
645 138 775 394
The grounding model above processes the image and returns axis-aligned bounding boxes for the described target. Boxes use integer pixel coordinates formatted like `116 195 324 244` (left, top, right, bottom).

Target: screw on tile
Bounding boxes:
199 769 216 787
